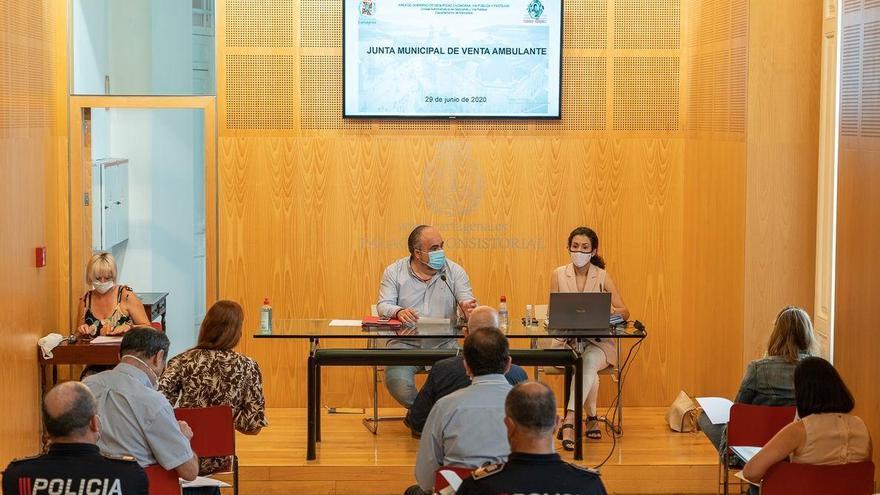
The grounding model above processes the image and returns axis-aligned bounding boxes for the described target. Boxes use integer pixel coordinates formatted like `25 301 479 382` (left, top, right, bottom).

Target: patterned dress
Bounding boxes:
158 349 268 475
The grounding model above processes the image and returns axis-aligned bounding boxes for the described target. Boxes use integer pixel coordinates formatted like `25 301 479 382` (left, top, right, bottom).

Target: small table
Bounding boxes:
253 319 646 462
137 292 169 330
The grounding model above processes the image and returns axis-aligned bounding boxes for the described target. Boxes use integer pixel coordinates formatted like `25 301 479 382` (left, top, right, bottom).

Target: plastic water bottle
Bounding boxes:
260 298 273 335
525 304 535 327
498 295 509 332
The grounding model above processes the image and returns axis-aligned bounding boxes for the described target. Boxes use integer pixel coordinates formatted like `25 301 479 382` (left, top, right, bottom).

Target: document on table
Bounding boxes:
181 476 231 488
329 319 364 327
696 397 734 424
730 445 761 463
89 336 123 344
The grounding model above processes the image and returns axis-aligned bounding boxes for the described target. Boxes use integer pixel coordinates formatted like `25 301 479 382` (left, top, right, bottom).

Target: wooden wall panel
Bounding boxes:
215 0 822 409
835 0 880 482
743 0 821 363
0 0 66 467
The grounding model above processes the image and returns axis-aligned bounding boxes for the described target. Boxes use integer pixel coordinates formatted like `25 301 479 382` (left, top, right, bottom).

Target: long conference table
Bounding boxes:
253 319 646 462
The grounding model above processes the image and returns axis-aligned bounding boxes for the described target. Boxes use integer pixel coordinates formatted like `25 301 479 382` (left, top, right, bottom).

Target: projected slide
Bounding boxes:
343 0 562 118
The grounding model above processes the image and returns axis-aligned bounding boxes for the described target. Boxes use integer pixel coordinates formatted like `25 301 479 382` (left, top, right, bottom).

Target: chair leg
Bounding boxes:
233 455 239 495
615 366 623 434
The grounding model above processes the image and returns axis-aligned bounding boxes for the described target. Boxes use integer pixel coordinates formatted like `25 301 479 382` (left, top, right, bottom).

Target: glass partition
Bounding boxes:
72 0 215 95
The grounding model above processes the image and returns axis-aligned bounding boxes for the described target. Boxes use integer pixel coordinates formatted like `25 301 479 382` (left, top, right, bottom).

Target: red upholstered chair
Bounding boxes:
174 406 238 495
721 404 796 494
150 321 164 331
433 466 473 495
144 464 181 495
761 461 874 495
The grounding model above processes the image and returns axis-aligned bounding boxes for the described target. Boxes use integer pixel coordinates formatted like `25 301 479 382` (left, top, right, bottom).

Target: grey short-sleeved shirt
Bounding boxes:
85 363 194 470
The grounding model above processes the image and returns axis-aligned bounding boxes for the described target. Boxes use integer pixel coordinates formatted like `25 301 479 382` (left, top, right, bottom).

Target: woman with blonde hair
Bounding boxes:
159 300 267 475
76 252 149 337
698 306 817 453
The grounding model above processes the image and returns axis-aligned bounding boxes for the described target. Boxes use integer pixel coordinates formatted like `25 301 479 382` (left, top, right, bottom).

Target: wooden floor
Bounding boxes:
216 407 720 494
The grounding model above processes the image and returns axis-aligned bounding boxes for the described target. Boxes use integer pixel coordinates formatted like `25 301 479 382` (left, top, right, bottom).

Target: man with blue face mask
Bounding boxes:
377 225 477 408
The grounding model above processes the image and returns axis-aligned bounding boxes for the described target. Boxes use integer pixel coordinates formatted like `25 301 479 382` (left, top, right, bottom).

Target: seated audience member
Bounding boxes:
406 327 515 495
2 382 148 495
404 306 528 436
76 252 149 337
698 306 817 454
743 357 873 485
456 381 607 495
159 300 268 474
84 326 199 482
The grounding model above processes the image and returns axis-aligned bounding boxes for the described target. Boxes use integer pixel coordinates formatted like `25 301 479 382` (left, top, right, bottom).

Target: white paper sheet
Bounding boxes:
417 317 451 325
733 470 760 486
89 336 124 344
181 476 231 488
730 446 761 463
329 319 364 327
439 470 463 491
696 396 734 424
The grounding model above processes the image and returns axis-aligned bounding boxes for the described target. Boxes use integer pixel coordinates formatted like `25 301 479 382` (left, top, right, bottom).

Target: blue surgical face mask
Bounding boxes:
426 249 446 270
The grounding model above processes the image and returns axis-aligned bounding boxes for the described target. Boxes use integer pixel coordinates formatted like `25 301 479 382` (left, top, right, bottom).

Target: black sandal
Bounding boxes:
556 423 576 451
586 416 602 440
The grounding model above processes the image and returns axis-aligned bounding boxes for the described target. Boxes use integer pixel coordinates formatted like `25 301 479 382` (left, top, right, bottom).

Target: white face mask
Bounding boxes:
570 251 592 268
93 280 114 294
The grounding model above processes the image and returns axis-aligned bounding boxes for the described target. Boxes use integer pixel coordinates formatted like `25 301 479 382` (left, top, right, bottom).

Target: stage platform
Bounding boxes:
217 407 719 495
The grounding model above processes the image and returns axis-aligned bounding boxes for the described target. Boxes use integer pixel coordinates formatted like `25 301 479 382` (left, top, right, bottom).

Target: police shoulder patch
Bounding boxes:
569 463 601 476
472 463 505 479
102 453 137 463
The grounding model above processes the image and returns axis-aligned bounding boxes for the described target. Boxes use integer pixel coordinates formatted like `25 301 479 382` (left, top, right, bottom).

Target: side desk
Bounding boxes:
138 292 169 330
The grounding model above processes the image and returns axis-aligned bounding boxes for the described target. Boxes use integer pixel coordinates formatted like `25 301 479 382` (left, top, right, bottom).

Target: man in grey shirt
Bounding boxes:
377 225 477 407
406 327 513 495
84 326 199 481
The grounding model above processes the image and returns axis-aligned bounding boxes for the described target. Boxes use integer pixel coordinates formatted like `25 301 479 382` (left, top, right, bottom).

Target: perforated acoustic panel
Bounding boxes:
614 57 679 131
225 0 296 47
564 0 607 49
862 20 880 137
301 0 342 48
537 57 606 131
226 55 296 129
300 56 371 130
614 0 681 49
840 25 861 136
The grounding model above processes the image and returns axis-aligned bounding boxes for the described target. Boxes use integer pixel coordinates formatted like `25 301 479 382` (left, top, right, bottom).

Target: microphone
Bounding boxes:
440 273 468 328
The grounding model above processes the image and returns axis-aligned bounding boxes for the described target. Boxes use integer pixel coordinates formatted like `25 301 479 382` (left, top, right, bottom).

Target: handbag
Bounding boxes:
666 390 702 432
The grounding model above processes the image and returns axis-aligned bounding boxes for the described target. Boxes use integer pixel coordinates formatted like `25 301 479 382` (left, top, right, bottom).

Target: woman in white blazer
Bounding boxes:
550 227 630 451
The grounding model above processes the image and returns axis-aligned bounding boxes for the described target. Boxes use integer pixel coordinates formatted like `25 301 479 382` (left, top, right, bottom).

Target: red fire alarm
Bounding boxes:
35 246 47 268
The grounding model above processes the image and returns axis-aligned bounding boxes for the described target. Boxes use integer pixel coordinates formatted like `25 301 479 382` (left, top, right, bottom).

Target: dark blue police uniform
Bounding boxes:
2 443 148 495
456 452 607 495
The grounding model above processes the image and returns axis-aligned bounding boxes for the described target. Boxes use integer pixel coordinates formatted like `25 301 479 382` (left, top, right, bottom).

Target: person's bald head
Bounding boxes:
506 381 558 435
467 305 498 334
43 381 98 440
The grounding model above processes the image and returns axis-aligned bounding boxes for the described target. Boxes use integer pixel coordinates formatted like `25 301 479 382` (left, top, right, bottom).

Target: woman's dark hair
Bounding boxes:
567 227 606 269
794 357 855 418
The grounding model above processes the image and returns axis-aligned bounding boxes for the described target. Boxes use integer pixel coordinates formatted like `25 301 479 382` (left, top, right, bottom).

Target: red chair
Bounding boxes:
150 321 164 331
144 464 181 495
433 466 473 495
761 461 874 495
174 406 238 495
721 404 797 494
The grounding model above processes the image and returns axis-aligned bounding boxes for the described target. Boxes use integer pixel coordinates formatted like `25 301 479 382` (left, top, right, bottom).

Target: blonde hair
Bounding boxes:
767 306 816 362
86 252 117 285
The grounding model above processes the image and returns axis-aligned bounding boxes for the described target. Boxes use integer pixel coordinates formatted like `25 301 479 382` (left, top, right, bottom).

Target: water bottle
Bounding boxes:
260 298 273 335
525 304 535 326
498 295 509 332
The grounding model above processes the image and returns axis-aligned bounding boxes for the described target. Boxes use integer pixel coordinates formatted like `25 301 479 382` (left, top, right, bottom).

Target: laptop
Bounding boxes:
547 292 612 333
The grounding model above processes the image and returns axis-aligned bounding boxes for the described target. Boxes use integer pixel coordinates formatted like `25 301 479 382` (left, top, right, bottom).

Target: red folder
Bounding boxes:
361 316 402 329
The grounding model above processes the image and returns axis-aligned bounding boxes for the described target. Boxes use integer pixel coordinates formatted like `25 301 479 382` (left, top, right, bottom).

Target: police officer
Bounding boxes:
456 381 607 495
2 382 147 495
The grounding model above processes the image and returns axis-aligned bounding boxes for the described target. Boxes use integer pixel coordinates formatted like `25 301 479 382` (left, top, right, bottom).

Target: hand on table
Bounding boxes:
396 308 419 325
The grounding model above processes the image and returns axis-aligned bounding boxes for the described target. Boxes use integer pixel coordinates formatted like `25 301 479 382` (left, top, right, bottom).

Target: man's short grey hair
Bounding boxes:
505 381 557 433
43 382 97 438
